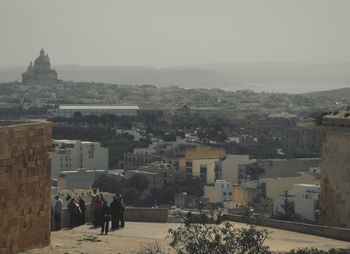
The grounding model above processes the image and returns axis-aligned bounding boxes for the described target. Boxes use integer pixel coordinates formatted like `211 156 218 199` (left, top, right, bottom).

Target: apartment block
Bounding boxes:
50 139 108 178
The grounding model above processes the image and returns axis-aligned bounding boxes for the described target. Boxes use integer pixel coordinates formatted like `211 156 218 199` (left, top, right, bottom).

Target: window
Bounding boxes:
200 166 207 181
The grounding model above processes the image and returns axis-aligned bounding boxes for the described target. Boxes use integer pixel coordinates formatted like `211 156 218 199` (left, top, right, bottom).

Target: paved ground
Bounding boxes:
24 222 350 254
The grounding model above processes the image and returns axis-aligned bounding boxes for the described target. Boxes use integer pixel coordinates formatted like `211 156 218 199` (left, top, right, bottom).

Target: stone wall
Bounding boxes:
321 126 350 228
0 121 52 254
223 214 350 242
56 205 169 228
124 207 168 223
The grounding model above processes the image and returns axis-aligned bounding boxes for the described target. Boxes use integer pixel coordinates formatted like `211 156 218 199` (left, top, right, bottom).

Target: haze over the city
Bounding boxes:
1 0 350 93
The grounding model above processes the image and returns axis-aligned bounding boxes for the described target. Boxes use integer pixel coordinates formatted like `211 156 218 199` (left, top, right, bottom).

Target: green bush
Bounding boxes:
168 216 271 254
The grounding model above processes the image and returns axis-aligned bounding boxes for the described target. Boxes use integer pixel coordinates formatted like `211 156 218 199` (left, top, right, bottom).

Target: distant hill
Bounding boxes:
195 62 350 93
0 66 239 89
303 87 350 100
1 63 350 93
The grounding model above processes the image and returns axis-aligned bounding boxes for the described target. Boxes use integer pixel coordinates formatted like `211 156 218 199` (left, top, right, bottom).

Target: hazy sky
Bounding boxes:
1 0 350 67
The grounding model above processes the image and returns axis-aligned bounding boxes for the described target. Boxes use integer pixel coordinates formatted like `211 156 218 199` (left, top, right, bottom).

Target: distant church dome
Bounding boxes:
22 48 58 85
33 48 51 68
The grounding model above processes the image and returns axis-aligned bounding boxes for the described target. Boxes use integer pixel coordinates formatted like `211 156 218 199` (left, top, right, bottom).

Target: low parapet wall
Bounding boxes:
54 205 168 229
223 214 350 242
125 207 168 223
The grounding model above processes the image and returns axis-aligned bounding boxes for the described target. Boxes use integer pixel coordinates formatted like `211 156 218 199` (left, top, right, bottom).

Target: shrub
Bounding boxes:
168 215 271 254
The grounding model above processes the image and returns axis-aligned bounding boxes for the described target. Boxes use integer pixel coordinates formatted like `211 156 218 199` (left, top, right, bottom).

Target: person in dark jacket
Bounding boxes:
110 196 119 230
78 195 86 225
101 201 111 235
118 194 125 229
67 198 77 228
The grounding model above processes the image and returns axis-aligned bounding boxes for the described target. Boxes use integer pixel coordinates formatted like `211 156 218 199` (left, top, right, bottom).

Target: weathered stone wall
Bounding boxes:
224 214 350 242
320 126 350 228
0 122 52 254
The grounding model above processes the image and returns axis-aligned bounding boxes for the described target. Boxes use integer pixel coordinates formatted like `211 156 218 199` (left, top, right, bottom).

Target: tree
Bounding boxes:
124 187 140 206
73 111 83 119
274 191 304 222
163 132 177 142
92 174 126 194
127 174 150 193
244 162 265 180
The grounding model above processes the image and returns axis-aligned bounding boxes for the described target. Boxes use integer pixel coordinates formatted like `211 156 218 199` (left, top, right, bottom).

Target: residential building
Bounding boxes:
232 184 259 206
260 158 321 178
204 180 233 203
50 139 109 178
174 192 200 209
281 122 322 157
220 154 255 183
294 184 320 221
48 104 139 118
122 143 158 169
273 183 320 222
179 147 225 184
116 128 141 141
138 161 176 186
122 141 196 170
260 172 319 201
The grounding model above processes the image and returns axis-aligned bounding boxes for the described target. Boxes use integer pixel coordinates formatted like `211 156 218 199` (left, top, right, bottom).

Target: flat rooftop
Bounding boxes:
53 139 99 144
22 222 350 254
59 105 139 110
0 120 48 127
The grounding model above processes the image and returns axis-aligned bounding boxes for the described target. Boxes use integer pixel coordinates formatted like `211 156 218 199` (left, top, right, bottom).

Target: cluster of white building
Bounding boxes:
50 139 109 178
200 153 321 222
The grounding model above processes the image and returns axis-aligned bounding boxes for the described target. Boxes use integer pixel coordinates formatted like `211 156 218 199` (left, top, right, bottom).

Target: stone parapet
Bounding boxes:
223 214 350 242
53 205 169 229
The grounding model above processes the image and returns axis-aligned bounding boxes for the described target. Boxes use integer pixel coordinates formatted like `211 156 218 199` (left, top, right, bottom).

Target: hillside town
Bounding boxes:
2 48 350 253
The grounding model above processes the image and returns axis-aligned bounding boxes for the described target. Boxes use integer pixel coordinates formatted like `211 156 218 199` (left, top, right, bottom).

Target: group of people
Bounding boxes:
52 189 126 235
67 195 86 228
90 189 125 235
52 194 86 230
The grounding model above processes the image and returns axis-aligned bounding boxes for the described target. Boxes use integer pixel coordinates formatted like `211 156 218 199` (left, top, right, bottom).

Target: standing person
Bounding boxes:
53 195 63 230
110 196 119 230
94 195 103 227
67 198 78 228
65 193 72 202
89 189 98 226
74 198 82 226
101 201 111 235
118 194 125 229
78 195 86 225
100 193 106 203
